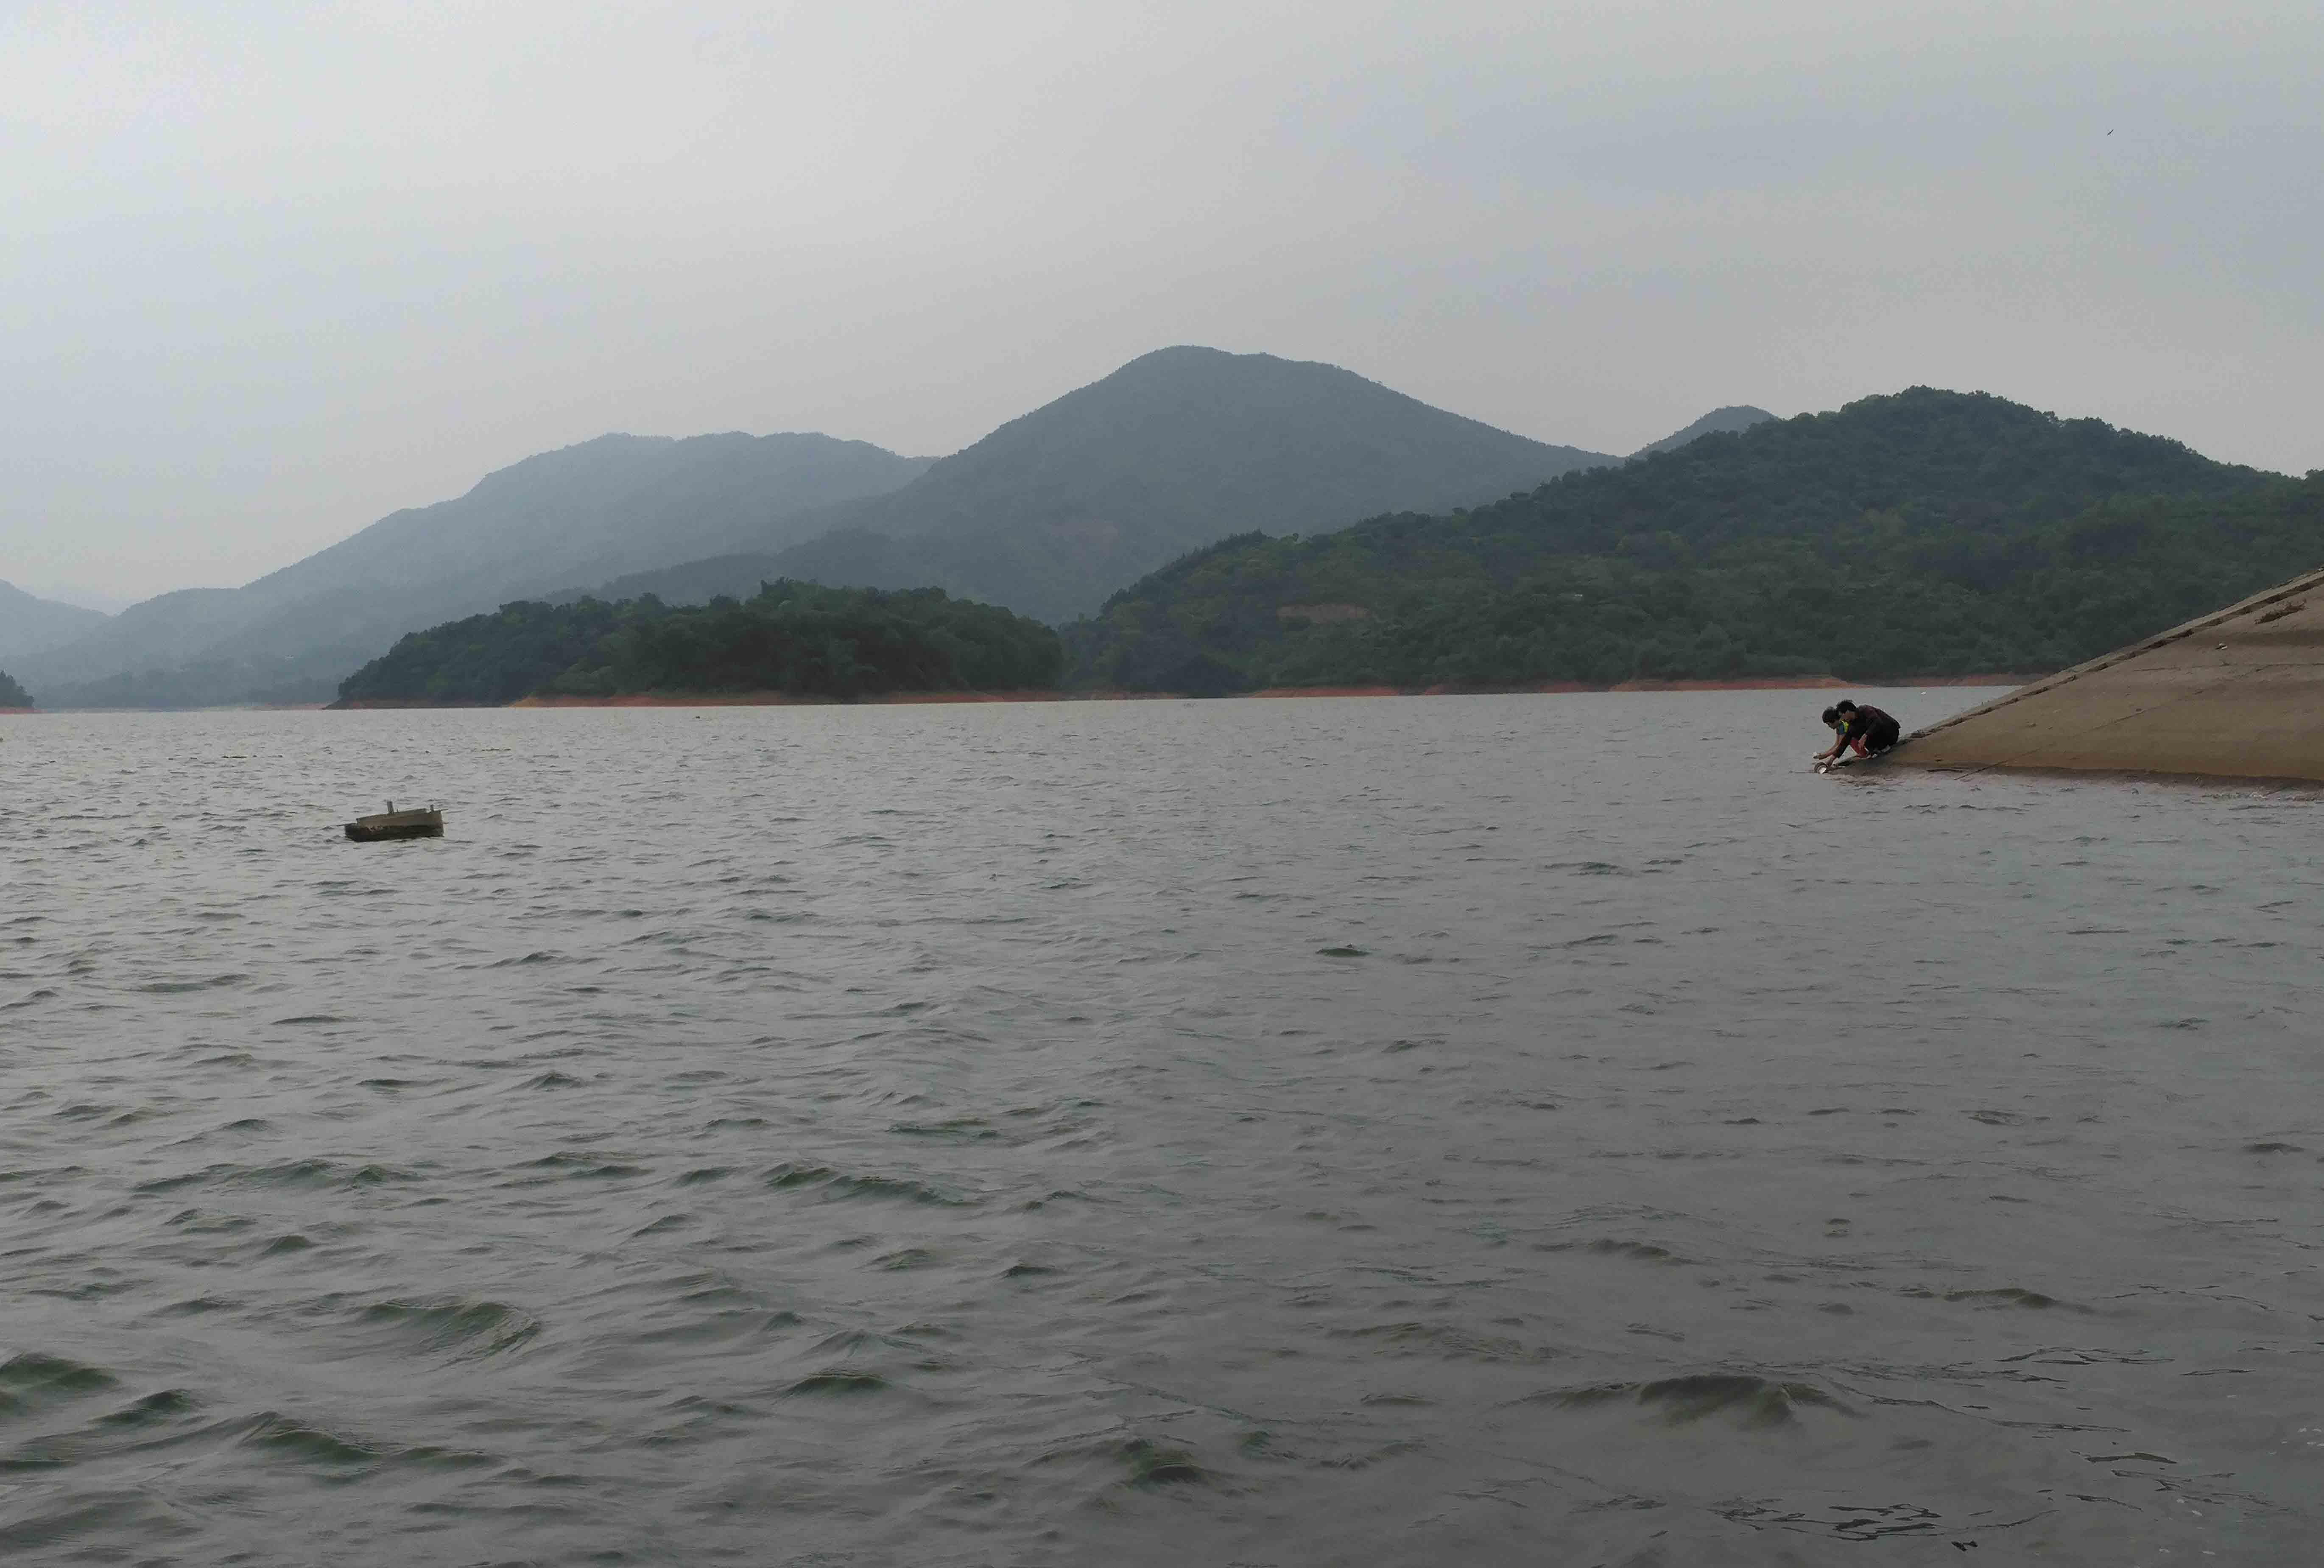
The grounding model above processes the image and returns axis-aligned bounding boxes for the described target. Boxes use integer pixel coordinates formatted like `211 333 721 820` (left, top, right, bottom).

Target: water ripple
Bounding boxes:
1 693 2320 1562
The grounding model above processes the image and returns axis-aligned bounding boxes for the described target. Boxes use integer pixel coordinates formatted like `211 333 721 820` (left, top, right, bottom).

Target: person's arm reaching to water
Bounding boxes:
1813 707 1851 762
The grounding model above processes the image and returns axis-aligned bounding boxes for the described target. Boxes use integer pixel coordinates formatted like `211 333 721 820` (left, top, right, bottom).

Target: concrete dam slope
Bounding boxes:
1893 563 2324 783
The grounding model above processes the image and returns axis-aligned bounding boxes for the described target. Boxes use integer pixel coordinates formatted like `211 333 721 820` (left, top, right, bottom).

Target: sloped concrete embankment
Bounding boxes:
1892 565 2324 783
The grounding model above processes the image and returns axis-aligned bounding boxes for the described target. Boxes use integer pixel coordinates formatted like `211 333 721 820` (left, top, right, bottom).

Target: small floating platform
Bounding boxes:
345 801 443 841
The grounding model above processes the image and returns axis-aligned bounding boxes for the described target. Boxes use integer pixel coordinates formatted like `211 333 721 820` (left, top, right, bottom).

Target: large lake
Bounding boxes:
3 691 2320 1565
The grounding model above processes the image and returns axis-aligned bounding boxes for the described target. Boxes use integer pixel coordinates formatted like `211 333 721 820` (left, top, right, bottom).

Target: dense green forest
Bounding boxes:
335 581 1062 705
1065 390 2318 693
0 667 31 707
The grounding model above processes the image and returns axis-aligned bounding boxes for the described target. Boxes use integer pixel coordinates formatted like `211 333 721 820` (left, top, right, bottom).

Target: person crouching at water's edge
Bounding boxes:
1816 700 1901 763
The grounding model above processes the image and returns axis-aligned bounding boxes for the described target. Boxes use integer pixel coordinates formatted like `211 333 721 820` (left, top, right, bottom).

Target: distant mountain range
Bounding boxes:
1628 405 1774 459
24 347 1701 708
0 580 111 662
1062 388 2300 693
560 347 1624 623
17 433 930 707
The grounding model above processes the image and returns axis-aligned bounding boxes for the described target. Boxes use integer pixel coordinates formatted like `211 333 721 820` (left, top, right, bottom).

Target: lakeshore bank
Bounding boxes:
332 690 1158 710
1893 563 2324 784
324 675 2034 712
1249 675 2032 698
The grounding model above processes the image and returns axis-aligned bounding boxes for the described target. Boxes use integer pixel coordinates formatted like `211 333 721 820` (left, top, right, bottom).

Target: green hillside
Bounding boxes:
335 581 1061 706
1065 389 2312 693
0 667 31 707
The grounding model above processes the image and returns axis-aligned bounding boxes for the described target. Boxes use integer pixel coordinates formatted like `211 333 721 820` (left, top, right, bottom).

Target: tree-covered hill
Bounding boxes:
0 667 32 708
334 581 1061 706
684 347 1617 624
1064 389 2313 693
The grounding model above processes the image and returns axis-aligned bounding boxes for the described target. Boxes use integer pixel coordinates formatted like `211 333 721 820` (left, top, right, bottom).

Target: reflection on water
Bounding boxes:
2 692 2319 1564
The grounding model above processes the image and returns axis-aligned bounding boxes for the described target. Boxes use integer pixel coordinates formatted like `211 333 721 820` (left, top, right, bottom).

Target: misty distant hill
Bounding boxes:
1629 405 1775 459
1064 387 2296 693
0 580 110 662
17 349 1698 706
600 348 1617 622
20 433 928 707
263 432 928 604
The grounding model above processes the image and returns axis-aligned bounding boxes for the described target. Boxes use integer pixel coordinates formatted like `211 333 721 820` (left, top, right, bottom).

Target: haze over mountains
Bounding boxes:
16 345 2156 712
12 348 1660 708
12 435 930 708
0 581 111 663
1628 405 1775 459
307 385 2319 710
592 348 1616 623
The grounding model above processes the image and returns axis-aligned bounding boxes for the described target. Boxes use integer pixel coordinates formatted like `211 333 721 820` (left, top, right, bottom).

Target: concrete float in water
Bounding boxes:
1890 563 2324 783
344 801 444 841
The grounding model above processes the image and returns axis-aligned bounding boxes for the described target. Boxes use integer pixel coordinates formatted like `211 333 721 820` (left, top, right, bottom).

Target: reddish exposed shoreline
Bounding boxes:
337 692 1171 706
330 675 2035 710
1248 675 2035 699
507 689 1159 708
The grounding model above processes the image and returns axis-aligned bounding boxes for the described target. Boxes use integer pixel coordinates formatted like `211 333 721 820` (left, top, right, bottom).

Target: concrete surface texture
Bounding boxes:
1893 564 2324 783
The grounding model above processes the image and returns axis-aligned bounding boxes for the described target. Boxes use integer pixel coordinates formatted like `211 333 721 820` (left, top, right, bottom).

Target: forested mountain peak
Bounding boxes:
883 344 1610 523
1595 388 2260 540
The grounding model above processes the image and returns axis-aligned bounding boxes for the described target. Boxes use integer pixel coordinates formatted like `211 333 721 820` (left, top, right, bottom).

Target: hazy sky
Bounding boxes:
6 0 2318 603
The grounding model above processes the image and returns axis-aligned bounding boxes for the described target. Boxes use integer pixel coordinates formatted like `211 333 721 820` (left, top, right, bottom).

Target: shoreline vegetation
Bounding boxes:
335 578 2031 714
326 674 2034 710
330 581 1064 709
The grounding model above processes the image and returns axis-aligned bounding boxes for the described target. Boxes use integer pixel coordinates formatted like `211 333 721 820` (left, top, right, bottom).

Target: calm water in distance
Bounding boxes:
3 691 2321 1566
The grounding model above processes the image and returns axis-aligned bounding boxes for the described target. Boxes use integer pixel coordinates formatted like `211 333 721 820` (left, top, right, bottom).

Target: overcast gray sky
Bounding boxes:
6 0 2318 604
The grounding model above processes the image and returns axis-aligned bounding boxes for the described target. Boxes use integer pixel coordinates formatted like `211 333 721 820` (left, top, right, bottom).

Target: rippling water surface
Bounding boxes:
4 691 2321 1565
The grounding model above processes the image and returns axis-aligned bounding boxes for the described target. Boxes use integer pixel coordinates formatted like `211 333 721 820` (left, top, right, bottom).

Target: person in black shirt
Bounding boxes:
1815 700 1901 763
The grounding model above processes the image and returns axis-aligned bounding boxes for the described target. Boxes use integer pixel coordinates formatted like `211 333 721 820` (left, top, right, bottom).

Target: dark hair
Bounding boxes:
1820 707 1840 724
1835 700 1858 713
